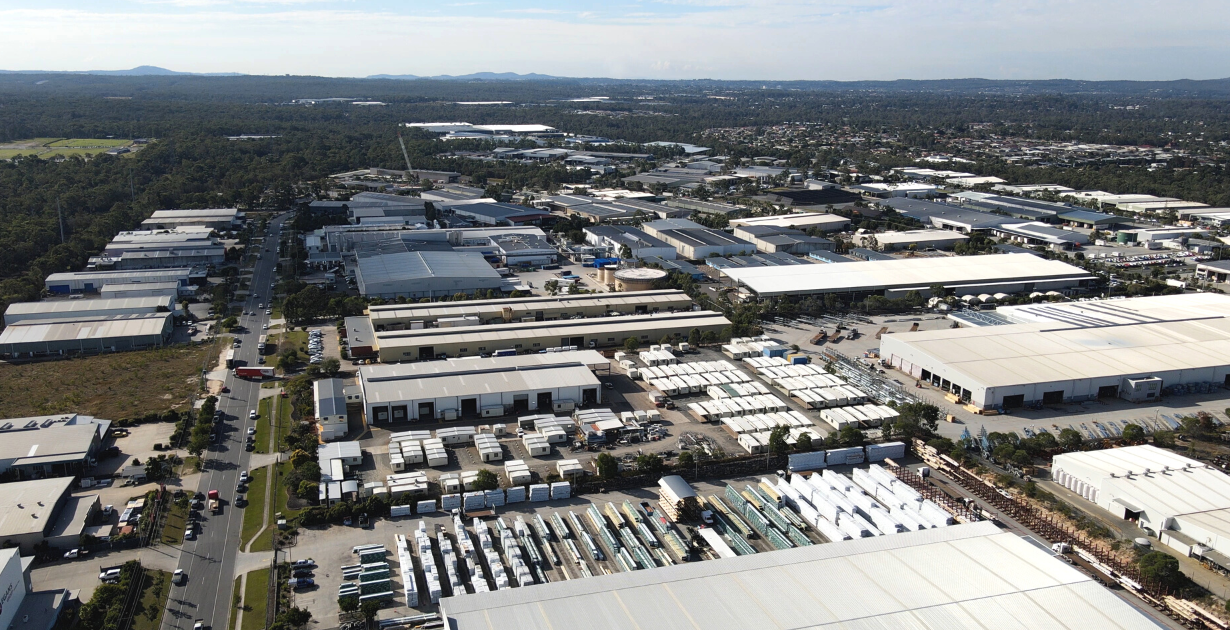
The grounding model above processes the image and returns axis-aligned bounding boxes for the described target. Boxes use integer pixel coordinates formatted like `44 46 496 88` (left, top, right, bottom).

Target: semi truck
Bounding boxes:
235 367 275 379
207 489 221 514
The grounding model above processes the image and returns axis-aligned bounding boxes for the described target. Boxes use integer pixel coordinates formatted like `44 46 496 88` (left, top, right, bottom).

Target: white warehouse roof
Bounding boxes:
359 351 607 406
882 293 1230 390
442 521 1160 630
724 253 1091 297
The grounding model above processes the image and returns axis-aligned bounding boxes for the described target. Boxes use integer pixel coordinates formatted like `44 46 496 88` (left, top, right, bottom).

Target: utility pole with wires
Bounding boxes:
397 131 417 183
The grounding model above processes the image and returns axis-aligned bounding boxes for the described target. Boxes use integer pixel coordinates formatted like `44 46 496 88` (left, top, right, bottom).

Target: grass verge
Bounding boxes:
130 569 172 630
271 460 301 521
274 394 293 450
240 568 270 630
230 577 242 630
160 499 190 545
254 398 272 454
0 345 218 419
239 466 270 551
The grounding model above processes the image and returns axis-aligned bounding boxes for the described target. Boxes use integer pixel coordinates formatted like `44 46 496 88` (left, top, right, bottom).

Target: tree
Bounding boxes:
1010 450 1033 468
1121 423 1146 444
1138 551 1185 590
837 425 866 447
768 426 790 455
635 453 664 476
659 335 672 345
289 449 312 468
1152 430 1176 448
795 432 814 452
688 328 701 347
338 595 359 613
595 453 619 479
360 600 382 622
473 469 500 491
897 402 942 433
623 337 640 353
676 451 695 468
1058 428 1083 451
321 357 341 377
278 607 312 628
992 443 1016 463
298 481 318 499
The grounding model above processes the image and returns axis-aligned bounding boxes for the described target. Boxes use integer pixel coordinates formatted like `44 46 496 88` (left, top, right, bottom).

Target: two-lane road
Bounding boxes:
163 213 289 630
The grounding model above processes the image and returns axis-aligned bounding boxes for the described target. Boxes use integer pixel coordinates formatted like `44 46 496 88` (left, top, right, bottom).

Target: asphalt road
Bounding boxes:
163 214 287 630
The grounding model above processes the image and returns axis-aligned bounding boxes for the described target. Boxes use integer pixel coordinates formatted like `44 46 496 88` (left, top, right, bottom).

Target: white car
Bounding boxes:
249 410 257 420
173 569 186 585
99 568 121 581
247 427 256 435
265 310 271 315
240 471 249 482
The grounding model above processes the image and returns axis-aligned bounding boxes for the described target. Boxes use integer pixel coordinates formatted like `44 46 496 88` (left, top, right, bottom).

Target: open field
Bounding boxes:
0 344 218 419
0 137 135 160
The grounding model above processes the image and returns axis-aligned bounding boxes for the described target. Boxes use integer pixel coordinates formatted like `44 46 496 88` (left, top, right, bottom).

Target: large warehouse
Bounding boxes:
44 268 194 295
371 310 730 362
358 351 607 422
881 293 1230 409
724 253 1093 298
442 521 1160 630
4 296 176 326
1053 445 1230 570
354 249 504 299
0 313 174 357
640 219 754 259
0 477 98 553
140 208 242 230
0 415 108 480
366 291 694 330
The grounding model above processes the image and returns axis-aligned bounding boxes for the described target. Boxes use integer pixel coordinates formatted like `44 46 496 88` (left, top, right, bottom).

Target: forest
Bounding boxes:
0 74 1228 316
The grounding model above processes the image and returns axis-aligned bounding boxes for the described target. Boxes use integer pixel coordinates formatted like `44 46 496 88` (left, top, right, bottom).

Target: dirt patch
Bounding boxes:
0 344 219 419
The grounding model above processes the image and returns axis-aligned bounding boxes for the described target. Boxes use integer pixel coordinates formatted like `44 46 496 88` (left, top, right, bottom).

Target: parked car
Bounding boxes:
173 569 186 585
291 559 316 568
64 549 87 559
99 568 122 581
249 410 257 420
247 427 256 435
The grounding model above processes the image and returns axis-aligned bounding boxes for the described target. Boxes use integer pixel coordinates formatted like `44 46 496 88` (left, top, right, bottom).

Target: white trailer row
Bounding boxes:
819 404 900 429
753 362 836 384
721 338 778 359
505 459 532 485
637 349 678 366
394 534 419 606
720 410 814 434
787 442 906 472
706 381 771 399
685 394 788 422
792 385 869 409
738 427 824 454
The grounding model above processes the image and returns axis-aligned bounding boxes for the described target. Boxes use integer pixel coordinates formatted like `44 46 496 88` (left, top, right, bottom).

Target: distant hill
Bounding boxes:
366 72 563 81
0 65 244 77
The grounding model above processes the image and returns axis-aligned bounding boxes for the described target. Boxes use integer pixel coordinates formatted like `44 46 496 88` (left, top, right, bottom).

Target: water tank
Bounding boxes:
613 268 667 292
602 265 619 284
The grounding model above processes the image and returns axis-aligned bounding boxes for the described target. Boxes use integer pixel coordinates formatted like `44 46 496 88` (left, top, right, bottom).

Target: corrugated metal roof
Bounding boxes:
442 522 1159 630
0 313 171 344
368 290 689 323
726 253 1090 297
314 378 347 418
5 296 172 316
359 353 605 405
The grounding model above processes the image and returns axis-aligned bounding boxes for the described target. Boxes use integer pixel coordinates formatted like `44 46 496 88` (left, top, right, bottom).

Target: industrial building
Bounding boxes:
354 249 503 299
1196 260 1230 283
729 212 850 232
584 226 677 260
4 296 176 326
140 208 242 231
367 291 694 330
443 201 551 226
442 521 1159 630
0 313 174 357
882 198 1014 232
0 415 108 479
487 234 557 267
314 378 349 441
761 187 861 207
358 351 608 423
640 219 754 260
707 252 813 278
371 311 729 362
0 478 98 553
100 281 181 299
1052 445 1230 571
724 253 1093 299
880 293 1230 409
991 222 1090 250
44 268 194 295
0 547 69 630
856 229 970 251
731 225 833 254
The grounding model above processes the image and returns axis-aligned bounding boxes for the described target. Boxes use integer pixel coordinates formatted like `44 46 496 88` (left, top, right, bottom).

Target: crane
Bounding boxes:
397 131 416 181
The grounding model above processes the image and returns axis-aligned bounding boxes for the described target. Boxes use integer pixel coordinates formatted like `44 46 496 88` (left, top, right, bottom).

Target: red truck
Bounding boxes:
207 490 220 513
235 367 275 379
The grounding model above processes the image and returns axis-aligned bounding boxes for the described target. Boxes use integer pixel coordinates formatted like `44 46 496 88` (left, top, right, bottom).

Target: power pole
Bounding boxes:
397 132 415 179
56 198 65 244
129 169 135 202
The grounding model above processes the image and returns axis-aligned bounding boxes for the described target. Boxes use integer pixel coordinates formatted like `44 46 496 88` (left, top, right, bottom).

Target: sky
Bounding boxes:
1 0 1228 81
